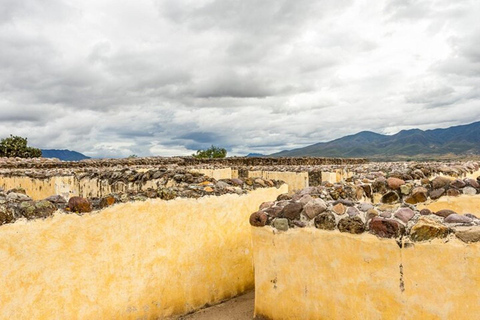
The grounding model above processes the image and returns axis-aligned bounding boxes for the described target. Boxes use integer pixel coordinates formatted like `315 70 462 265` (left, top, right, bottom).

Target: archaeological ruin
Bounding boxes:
0 156 479 319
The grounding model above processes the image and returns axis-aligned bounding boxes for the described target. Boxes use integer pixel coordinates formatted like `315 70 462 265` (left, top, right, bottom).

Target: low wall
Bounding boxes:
248 171 308 194
252 227 480 320
0 175 78 200
190 168 232 180
0 185 287 319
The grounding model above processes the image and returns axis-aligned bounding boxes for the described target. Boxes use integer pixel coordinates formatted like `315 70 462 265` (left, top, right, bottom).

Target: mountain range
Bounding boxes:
41 149 90 161
271 121 480 160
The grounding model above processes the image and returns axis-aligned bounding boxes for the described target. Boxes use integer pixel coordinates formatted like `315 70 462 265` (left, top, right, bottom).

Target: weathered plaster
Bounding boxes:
0 185 287 319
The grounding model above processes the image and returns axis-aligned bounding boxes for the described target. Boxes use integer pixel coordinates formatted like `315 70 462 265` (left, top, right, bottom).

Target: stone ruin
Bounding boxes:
250 160 480 243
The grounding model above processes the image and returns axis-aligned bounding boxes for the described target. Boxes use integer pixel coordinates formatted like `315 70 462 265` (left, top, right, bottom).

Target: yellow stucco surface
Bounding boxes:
0 185 287 320
418 194 480 214
252 227 480 320
0 175 78 200
248 171 308 194
190 168 232 180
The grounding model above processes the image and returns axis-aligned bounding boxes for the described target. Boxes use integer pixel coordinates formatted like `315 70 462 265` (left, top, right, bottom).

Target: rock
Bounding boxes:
446 189 461 197
400 184 412 195
405 187 428 204
20 200 56 220
145 189 158 198
280 202 304 220
273 218 289 231
302 199 327 219
7 188 26 195
0 205 14 225
298 195 314 205
450 179 466 188
230 178 244 186
334 199 355 207
410 217 449 242
338 216 365 234
158 188 176 200
434 209 456 218
366 209 378 221
44 195 67 204
369 217 405 238
372 179 387 193
454 226 480 243
332 203 345 215
463 187 477 195
444 214 473 224
346 206 360 217
67 196 93 213
429 188 445 200
6 192 32 202
259 201 274 210
357 202 374 212
394 208 415 223
314 212 336 230
420 208 432 215
99 195 116 208
299 187 319 195
387 177 405 190
465 178 480 188
380 211 392 218
264 206 283 217
431 176 451 189
254 178 266 187
249 211 268 227
381 191 399 204
361 184 373 198
276 193 291 201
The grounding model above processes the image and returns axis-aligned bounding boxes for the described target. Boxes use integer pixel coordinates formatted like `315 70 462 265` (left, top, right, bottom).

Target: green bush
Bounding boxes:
193 145 227 159
0 135 42 158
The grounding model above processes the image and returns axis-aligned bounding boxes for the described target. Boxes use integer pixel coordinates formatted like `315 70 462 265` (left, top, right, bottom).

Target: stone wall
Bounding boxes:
0 185 288 320
0 156 367 170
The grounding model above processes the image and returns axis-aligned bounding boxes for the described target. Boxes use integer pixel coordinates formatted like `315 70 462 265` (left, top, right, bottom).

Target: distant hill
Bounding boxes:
271 121 480 160
246 153 265 157
41 149 90 161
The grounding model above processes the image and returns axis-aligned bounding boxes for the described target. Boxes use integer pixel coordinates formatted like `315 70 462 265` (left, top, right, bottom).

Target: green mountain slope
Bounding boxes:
41 149 90 161
271 121 480 159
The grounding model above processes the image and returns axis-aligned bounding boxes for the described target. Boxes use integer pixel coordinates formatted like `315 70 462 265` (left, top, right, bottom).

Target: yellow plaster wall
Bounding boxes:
248 171 308 194
190 168 232 180
0 176 78 200
418 195 480 214
0 185 287 320
252 227 480 320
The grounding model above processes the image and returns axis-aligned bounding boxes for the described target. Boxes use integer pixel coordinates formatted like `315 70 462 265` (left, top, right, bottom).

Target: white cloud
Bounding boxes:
0 0 479 157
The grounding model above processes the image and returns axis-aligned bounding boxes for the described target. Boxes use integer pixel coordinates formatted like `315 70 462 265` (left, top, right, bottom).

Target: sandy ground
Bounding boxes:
178 291 255 320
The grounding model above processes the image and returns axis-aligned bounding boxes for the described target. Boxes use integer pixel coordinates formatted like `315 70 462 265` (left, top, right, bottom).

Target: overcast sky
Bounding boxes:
0 0 479 158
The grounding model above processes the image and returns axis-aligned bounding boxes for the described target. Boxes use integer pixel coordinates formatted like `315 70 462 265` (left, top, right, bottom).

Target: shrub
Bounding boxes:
0 135 42 158
193 145 227 159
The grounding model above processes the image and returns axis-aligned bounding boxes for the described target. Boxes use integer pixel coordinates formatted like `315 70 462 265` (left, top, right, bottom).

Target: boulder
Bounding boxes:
387 177 405 190
394 207 415 223
67 196 93 213
454 226 480 243
280 202 304 220
301 199 327 219
381 191 400 204
314 212 336 230
249 211 268 227
410 217 449 242
338 216 365 234
369 217 405 238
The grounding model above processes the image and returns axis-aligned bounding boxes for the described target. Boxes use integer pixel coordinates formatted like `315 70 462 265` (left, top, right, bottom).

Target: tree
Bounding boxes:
0 135 42 158
193 145 227 159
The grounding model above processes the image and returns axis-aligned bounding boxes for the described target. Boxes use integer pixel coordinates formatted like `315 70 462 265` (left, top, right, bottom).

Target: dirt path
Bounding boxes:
178 291 255 320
